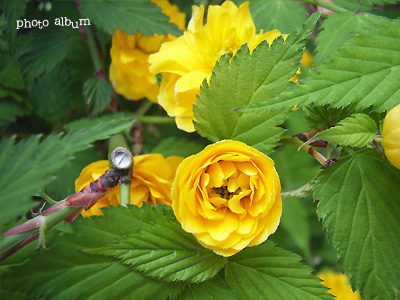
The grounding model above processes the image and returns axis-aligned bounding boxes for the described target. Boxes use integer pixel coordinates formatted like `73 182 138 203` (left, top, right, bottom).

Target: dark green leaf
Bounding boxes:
314 149 400 300
83 77 114 115
0 117 134 225
176 276 237 300
331 0 398 12
1 206 183 299
0 99 29 127
86 215 227 282
29 65 75 121
150 137 204 157
19 29 75 81
3 0 26 53
244 19 400 113
303 105 354 128
315 12 388 63
225 241 333 300
0 60 25 90
80 0 182 36
194 13 320 153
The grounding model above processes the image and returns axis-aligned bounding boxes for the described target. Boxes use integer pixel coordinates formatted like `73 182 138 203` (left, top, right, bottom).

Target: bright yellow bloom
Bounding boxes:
172 140 282 256
75 154 183 217
382 104 400 170
148 1 283 132
109 0 185 102
318 272 361 300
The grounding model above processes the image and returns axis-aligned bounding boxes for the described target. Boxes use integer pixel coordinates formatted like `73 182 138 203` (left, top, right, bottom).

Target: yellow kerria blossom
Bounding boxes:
172 140 282 256
382 103 400 170
75 154 183 217
109 0 185 102
318 271 361 300
148 1 284 132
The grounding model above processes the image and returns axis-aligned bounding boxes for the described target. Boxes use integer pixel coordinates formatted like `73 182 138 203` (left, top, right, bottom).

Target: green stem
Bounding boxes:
84 26 103 71
375 137 383 143
136 101 153 117
119 178 131 207
301 0 349 13
133 115 175 124
108 134 130 168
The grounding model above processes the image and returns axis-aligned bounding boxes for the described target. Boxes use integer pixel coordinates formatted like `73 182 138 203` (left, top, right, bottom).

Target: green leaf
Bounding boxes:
0 99 29 127
0 60 25 90
86 218 227 282
3 0 26 53
29 65 75 121
150 137 204 157
225 241 333 300
80 0 182 36
0 117 134 225
1 206 183 299
244 19 400 113
45 148 103 200
194 13 320 154
304 113 377 148
314 149 400 300
303 105 354 128
331 0 398 12
83 77 114 115
249 0 309 33
19 29 75 81
176 276 237 300
315 12 388 63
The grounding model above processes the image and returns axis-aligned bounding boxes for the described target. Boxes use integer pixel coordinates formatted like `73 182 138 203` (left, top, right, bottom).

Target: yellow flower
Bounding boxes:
382 104 400 170
318 272 361 300
148 1 283 132
109 0 185 102
75 154 183 217
172 140 282 256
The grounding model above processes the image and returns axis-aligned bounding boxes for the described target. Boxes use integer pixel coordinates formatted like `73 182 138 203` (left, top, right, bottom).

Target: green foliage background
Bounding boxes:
0 0 400 299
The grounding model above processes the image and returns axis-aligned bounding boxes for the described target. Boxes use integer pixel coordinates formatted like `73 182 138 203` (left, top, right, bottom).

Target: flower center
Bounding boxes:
210 185 242 200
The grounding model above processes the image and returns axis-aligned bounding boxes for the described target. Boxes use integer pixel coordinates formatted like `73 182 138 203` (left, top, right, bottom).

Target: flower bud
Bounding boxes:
382 104 400 170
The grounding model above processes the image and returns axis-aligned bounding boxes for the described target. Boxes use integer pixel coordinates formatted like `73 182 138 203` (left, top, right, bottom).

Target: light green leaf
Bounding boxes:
314 149 400 300
304 113 377 148
1 206 183 299
29 65 75 121
225 241 333 300
86 218 227 282
249 0 309 33
0 117 134 225
80 0 182 36
243 19 400 113
194 13 320 154
19 29 75 81
150 137 205 158
3 0 26 53
315 12 388 62
176 276 237 300
83 77 114 115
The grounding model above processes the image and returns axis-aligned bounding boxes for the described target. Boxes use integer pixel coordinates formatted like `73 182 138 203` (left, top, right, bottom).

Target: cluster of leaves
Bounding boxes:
1 0 400 300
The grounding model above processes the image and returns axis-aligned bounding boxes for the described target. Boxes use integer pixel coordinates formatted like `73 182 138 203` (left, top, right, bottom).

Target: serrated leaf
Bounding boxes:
315 12 388 63
225 241 333 300
0 117 134 225
249 0 309 33
0 99 29 127
331 0 398 12
1 206 183 299
194 13 320 154
245 19 400 113
303 105 354 128
19 29 75 81
29 65 75 121
314 149 400 300
86 220 227 282
3 0 26 53
83 77 114 115
0 61 25 90
176 276 237 300
150 137 204 157
304 113 377 148
80 0 182 36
